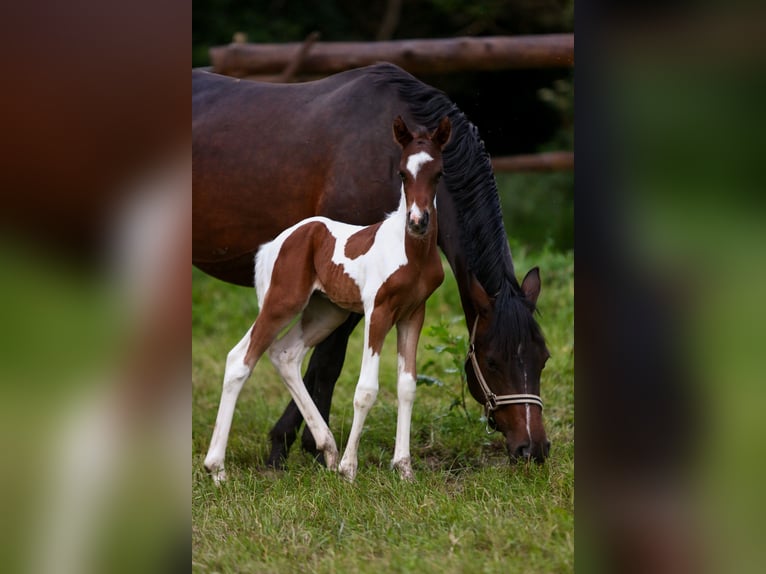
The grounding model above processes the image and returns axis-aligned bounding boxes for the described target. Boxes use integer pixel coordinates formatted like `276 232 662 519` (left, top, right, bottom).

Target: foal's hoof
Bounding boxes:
323 448 339 472
338 460 357 482
204 464 227 485
392 458 415 482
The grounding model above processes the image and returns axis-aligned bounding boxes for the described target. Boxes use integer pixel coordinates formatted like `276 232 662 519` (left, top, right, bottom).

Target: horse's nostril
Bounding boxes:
512 443 531 460
511 441 549 463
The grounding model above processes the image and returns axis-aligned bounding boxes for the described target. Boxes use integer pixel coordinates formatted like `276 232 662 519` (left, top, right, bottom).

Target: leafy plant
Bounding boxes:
419 317 471 419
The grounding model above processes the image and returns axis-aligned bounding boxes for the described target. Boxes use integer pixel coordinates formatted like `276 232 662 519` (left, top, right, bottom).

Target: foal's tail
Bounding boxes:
254 241 279 306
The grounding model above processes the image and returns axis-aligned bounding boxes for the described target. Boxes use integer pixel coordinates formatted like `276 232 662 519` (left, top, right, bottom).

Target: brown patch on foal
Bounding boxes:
270 221 366 314
344 223 380 260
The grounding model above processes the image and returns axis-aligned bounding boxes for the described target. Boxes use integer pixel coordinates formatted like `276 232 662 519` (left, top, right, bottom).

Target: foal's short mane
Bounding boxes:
370 64 544 347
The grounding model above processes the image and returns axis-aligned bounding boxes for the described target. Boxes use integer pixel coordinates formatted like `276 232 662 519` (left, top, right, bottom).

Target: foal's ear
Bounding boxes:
393 115 413 148
521 267 542 307
431 116 452 149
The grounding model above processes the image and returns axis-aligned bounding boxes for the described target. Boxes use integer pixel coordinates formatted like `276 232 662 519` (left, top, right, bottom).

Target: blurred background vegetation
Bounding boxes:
192 0 574 251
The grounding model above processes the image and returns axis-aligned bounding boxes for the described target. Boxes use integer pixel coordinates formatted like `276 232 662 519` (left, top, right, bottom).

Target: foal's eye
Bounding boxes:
399 171 406 181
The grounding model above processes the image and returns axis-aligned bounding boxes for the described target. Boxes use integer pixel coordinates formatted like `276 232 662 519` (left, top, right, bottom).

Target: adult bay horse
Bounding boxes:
204 116 450 483
193 63 551 468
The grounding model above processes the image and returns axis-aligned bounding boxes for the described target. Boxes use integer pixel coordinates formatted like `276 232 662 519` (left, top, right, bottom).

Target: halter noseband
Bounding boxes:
467 317 544 427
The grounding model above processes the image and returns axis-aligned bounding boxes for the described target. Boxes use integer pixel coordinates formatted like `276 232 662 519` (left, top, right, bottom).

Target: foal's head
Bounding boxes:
393 116 451 238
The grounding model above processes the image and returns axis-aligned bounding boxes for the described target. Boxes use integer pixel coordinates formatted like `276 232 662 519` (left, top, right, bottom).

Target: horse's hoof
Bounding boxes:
264 452 288 471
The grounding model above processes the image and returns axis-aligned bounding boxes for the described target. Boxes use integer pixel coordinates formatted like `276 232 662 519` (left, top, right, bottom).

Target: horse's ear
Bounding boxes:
521 267 542 306
469 275 494 317
431 116 452 149
393 115 413 148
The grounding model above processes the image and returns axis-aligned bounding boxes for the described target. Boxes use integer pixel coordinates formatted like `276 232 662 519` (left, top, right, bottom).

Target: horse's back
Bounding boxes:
193 66 412 286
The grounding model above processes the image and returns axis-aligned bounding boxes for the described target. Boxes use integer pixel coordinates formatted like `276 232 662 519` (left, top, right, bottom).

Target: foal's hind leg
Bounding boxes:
266 313 362 469
268 295 350 470
203 325 259 484
204 288 314 483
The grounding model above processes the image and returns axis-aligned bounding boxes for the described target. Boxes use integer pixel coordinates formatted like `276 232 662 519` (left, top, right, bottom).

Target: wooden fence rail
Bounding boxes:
211 34 574 78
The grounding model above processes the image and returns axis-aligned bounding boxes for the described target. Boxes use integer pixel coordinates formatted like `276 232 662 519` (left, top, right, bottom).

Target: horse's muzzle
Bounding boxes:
407 209 430 236
508 439 551 464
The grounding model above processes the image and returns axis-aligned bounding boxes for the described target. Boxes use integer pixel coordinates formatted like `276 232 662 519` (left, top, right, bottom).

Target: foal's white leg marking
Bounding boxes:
338 323 381 482
204 326 255 484
268 297 350 470
391 309 424 480
392 353 416 480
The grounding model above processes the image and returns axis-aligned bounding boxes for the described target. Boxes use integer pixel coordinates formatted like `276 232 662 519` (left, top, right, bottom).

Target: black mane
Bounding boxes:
371 63 545 348
371 64 519 296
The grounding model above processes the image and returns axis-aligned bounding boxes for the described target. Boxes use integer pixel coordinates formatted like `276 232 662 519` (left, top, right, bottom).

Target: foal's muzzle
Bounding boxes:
407 209 429 236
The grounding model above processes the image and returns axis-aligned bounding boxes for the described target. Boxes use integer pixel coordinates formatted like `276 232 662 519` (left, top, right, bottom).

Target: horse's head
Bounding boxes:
393 115 451 238
465 268 551 463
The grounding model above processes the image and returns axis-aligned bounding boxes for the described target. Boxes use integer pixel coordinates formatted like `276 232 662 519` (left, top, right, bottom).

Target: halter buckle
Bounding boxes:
486 393 498 412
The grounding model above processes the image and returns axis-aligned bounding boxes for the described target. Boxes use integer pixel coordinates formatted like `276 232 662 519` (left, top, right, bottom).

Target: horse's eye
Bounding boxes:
435 171 443 182
399 171 406 181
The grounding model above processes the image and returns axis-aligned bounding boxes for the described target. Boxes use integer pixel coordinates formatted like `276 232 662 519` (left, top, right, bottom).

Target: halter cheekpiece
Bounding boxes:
467 316 544 425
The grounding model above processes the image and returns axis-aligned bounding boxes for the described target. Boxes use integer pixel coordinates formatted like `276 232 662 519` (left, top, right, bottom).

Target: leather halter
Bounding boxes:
466 316 544 423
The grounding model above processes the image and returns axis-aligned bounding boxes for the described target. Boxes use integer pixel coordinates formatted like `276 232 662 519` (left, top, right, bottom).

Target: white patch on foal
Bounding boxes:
255 192 411 310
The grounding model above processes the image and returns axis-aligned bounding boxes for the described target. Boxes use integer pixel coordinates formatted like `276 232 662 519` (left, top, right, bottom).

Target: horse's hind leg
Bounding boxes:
268 295 350 470
266 313 362 469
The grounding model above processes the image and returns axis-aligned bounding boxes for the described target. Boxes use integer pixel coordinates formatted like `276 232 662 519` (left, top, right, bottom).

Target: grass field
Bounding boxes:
192 242 574 573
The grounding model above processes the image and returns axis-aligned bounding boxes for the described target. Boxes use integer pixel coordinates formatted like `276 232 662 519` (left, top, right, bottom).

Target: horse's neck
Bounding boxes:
435 186 494 325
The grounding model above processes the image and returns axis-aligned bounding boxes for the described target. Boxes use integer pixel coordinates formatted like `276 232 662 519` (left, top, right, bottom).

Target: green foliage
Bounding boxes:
420 318 471 419
496 171 574 252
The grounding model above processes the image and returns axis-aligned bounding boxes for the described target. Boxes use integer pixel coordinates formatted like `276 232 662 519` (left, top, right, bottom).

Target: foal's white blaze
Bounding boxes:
406 150 434 179
408 201 423 222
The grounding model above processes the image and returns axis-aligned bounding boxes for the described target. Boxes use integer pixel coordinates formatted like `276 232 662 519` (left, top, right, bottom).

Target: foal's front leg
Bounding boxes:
337 310 390 482
392 304 426 481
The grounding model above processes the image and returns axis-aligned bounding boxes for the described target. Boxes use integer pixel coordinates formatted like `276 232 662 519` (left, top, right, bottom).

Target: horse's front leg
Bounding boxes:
338 309 390 482
391 304 426 481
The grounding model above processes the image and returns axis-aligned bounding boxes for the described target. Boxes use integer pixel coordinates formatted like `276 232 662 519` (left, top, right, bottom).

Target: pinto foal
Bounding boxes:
204 116 451 482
